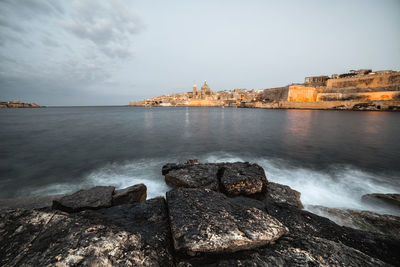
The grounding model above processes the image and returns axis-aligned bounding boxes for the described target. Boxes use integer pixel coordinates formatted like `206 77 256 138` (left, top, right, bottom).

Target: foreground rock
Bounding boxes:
265 202 400 265
1 161 399 266
178 235 389 267
165 164 220 190
308 205 400 238
167 187 288 255
112 184 147 206
219 162 267 195
0 198 174 266
263 182 303 209
51 184 147 213
52 186 115 212
163 160 268 197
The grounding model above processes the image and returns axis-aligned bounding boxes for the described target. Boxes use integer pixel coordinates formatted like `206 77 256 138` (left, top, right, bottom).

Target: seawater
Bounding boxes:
0 107 399 214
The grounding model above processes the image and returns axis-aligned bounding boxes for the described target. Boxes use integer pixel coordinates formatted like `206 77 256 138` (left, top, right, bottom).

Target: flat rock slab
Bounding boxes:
52 186 115 213
112 183 147 205
167 188 288 255
0 198 174 266
165 164 220 190
220 162 267 195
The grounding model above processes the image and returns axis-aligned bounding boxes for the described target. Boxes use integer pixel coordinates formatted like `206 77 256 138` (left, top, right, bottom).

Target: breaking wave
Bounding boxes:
29 152 399 215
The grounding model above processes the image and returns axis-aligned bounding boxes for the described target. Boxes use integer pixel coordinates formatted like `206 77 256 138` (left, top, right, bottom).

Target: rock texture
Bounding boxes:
52 186 115 213
178 235 389 267
0 198 174 266
265 202 400 265
219 162 267 196
165 164 220 190
264 182 303 209
167 187 288 255
112 183 147 206
308 205 400 238
163 160 268 197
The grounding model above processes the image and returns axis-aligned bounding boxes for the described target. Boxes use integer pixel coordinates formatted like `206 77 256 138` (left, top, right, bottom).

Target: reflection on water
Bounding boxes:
0 107 399 203
144 108 153 131
283 110 314 151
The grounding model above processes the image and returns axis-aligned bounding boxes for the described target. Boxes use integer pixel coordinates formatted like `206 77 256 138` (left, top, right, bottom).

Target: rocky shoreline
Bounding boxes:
0 100 43 108
0 160 399 266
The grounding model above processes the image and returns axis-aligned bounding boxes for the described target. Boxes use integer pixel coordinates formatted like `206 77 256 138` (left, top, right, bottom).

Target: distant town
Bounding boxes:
130 69 400 111
0 100 42 108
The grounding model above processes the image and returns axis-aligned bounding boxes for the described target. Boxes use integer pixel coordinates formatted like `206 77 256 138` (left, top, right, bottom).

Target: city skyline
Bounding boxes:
1 0 400 106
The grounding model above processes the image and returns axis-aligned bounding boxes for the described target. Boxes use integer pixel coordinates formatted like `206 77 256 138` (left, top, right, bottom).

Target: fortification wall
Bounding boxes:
287 86 317 101
326 72 400 89
316 91 400 101
258 87 288 102
188 99 222 106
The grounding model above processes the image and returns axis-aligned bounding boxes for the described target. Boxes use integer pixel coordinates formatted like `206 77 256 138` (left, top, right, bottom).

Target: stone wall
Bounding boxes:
242 100 400 111
258 87 288 102
287 85 317 101
317 91 400 101
188 99 222 106
326 72 400 89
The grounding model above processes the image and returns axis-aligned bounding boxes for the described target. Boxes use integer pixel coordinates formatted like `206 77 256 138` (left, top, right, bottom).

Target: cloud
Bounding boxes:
42 35 60 47
62 0 143 58
0 0 144 105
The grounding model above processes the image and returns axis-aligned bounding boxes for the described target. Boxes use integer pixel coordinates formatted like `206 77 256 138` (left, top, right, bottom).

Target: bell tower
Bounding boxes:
193 82 197 98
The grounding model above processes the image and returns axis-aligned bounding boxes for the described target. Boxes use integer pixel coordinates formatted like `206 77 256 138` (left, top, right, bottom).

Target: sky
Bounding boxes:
0 0 399 106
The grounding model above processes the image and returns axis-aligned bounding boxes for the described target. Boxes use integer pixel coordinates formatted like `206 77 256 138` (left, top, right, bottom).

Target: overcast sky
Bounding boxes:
0 0 399 106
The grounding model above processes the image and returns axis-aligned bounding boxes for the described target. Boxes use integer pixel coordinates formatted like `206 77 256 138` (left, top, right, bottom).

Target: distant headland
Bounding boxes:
0 100 43 108
129 69 400 111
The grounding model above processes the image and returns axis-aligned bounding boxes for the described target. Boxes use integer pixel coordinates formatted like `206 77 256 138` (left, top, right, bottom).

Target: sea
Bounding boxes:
0 106 399 215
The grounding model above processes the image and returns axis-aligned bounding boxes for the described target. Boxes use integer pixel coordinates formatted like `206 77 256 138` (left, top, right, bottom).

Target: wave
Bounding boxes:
28 152 399 216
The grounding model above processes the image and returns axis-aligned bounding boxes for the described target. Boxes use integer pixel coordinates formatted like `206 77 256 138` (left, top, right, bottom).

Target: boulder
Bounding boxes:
162 159 200 175
164 164 220 190
166 188 288 255
362 193 400 211
264 182 303 209
52 186 115 213
0 198 174 266
265 202 400 265
112 184 147 206
219 162 267 196
163 161 268 196
308 205 400 238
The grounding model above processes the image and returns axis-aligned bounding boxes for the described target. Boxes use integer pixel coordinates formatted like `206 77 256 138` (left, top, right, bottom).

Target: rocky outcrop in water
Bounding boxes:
0 161 399 266
219 163 267 196
112 184 147 206
263 181 303 209
52 184 147 213
52 186 115 213
308 205 400 238
362 193 400 210
163 161 267 197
